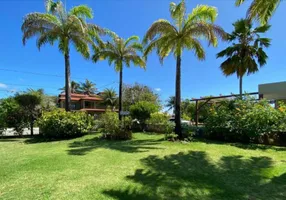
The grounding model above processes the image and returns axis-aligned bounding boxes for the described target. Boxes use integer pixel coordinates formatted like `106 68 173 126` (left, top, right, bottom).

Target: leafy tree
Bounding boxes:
217 19 271 97
123 83 160 110
15 90 43 136
130 101 160 129
79 79 96 94
143 0 225 138
92 34 146 120
22 0 104 111
0 98 28 135
60 81 81 93
236 0 281 25
101 88 118 110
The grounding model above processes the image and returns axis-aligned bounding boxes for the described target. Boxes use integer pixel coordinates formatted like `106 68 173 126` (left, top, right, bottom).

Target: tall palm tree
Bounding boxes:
80 79 96 95
22 0 103 111
92 34 146 120
60 81 80 93
143 0 226 138
236 0 281 25
101 88 118 110
217 19 271 97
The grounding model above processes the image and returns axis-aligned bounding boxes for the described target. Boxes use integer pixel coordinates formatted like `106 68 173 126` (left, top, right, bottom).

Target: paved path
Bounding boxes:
1 128 39 136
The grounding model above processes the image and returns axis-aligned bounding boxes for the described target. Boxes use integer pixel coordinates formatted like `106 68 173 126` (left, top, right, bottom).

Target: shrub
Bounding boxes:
37 109 94 139
130 101 160 128
0 98 28 135
205 98 286 143
98 110 132 140
146 112 174 134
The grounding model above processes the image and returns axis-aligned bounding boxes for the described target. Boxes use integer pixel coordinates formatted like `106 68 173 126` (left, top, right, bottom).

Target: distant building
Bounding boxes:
58 93 108 114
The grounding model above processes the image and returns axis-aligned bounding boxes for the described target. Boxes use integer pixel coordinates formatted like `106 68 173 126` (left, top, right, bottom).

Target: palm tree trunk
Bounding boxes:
175 55 182 139
64 48 71 112
119 68 123 120
239 76 243 98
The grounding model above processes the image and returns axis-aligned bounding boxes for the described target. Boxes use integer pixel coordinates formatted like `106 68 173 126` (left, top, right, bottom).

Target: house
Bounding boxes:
58 93 107 114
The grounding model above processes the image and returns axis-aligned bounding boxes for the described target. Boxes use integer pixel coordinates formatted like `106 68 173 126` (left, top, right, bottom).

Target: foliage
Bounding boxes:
15 90 43 135
0 98 28 135
98 110 132 140
143 0 226 138
22 0 105 111
79 79 97 94
37 109 94 138
205 98 286 143
236 0 281 25
130 101 160 126
93 34 146 119
217 19 271 96
146 112 174 134
60 81 81 93
123 83 161 110
100 88 118 109
165 96 175 113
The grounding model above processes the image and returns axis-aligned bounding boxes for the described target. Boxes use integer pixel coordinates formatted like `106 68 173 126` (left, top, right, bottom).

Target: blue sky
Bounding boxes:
0 0 285 103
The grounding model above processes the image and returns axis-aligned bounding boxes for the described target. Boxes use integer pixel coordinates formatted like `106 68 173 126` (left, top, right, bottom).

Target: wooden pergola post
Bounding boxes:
195 100 198 127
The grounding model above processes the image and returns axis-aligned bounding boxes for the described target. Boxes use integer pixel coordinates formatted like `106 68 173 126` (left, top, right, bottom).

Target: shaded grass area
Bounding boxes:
0 133 285 199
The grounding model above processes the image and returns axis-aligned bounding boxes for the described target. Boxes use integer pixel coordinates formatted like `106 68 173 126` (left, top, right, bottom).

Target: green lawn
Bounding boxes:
0 133 285 200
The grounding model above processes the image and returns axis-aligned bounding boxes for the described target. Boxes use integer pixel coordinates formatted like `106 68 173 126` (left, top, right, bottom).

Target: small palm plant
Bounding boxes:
217 19 271 97
143 0 226 138
101 88 118 110
236 0 281 25
22 0 104 111
92 34 145 120
80 79 96 95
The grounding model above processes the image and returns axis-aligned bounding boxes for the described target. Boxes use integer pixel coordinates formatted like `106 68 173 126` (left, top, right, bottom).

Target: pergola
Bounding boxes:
189 92 260 127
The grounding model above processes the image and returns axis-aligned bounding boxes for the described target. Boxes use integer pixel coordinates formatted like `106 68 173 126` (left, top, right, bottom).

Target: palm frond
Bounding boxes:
70 35 90 59
169 0 186 29
187 5 218 23
69 5 93 19
143 19 177 44
124 36 139 48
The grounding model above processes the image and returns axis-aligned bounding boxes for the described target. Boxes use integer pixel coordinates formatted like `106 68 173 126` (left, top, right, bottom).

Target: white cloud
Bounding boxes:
154 88 161 92
0 83 8 89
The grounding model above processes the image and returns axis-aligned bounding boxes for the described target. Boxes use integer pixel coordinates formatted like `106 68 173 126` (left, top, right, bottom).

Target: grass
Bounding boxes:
0 133 286 200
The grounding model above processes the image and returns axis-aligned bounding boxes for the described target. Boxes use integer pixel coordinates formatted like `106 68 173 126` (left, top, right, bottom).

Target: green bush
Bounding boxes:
98 110 132 140
205 98 286 143
130 101 159 128
0 98 28 135
37 109 94 138
146 112 174 134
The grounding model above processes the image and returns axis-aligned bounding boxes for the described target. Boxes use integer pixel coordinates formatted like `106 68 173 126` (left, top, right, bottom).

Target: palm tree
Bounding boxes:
22 0 103 111
80 79 96 95
143 0 226 138
236 0 281 25
92 34 146 120
101 88 118 110
166 96 176 114
217 19 271 97
59 81 80 93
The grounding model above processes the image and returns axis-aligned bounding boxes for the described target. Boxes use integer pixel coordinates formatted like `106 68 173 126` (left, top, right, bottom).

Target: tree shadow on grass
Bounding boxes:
104 151 286 200
67 136 163 155
196 138 286 152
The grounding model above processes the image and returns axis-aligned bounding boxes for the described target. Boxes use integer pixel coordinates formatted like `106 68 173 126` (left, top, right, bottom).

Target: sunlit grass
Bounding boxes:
0 133 285 199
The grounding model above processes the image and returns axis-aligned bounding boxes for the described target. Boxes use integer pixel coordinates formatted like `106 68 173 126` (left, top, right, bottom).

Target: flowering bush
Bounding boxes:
205 98 286 143
37 109 94 138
